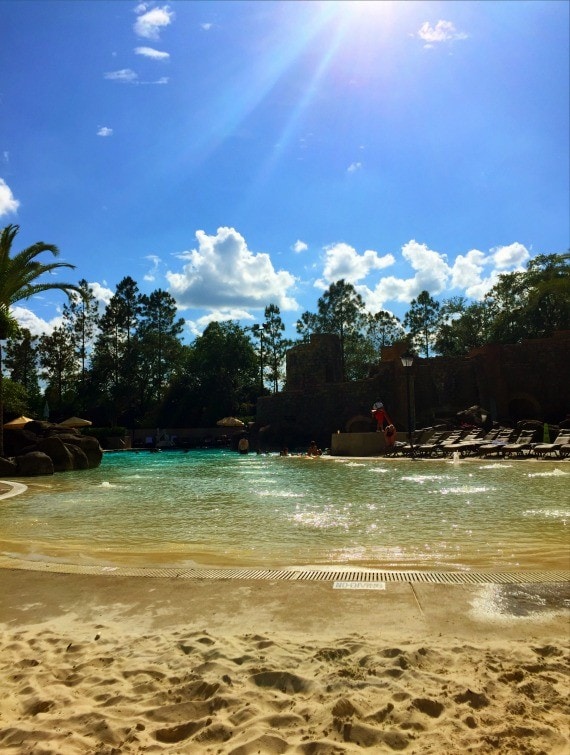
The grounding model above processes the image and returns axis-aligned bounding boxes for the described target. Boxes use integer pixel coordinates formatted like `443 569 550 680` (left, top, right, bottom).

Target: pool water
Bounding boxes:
0 450 568 571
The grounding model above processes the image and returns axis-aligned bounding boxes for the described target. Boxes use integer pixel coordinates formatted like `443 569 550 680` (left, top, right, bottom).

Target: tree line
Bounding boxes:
1 224 568 435
294 251 569 378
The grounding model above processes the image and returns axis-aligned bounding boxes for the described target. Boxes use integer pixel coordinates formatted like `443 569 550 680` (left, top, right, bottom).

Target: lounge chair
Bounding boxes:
477 429 515 457
501 429 537 458
399 428 431 457
559 441 570 459
443 429 488 457
417 430 462 457
532 429 570 459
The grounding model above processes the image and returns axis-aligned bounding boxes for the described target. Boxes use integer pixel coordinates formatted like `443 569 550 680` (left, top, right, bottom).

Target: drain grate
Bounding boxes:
0 559 568 585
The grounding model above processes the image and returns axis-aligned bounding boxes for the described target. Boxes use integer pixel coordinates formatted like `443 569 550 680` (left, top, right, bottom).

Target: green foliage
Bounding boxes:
365 310 406 355
84 426 128 439
0 224 81 456
158 321 258 427
1 377 32 417
252 304 291 393
38 325 78 409
3 222 567 447
89 276 142 423
5 325 41 402
296 279 369 379
434 253 570 356
138 288 185 402
62 278 100 383
403 290 441 358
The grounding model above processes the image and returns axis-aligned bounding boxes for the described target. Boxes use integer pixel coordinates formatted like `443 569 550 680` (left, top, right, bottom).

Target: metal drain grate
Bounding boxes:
0 559 568 585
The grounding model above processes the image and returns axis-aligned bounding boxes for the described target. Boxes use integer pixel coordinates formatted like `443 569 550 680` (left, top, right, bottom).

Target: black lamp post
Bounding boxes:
401 352 414 458
259 328 265 391
256 323 270 392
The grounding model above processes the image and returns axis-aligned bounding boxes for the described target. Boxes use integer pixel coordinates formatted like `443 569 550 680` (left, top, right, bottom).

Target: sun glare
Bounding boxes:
341 0 396 17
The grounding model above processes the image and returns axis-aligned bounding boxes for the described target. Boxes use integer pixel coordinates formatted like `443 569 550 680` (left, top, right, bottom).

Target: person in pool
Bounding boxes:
307 440 322 456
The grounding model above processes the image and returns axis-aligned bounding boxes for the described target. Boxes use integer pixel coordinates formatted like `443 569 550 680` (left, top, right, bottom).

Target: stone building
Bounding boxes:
255 331 570 450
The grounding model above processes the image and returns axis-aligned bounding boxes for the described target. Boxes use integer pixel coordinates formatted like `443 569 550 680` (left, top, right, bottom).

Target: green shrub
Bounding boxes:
84 426 128 440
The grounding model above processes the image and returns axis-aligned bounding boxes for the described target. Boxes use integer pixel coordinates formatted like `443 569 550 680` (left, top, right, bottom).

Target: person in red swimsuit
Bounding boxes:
371 401 392 431
372 401 397 449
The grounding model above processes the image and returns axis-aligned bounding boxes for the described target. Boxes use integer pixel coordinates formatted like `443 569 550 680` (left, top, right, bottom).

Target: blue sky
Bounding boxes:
1 0 568 340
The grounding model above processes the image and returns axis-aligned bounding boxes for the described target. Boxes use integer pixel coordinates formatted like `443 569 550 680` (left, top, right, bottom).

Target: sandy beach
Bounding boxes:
0 567 568 754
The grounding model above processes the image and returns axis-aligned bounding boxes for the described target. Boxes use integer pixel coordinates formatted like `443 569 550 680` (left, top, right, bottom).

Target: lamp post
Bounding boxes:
253 323 270 393
401 352 414 458
259 328 265 392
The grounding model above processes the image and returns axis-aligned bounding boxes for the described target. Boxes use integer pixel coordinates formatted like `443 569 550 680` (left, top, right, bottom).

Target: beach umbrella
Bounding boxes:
543 423 551 443
3 415 34 428
216 417 245 427
59 416 92 428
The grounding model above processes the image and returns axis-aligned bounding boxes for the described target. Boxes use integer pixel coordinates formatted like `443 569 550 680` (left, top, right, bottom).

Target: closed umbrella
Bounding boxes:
216 417 245 427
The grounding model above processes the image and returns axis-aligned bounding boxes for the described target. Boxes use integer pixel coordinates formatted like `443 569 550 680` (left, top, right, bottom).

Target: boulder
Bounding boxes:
15 452 54 476
36 436 74 472
0 456 18 476
3 428 40 457
65 443 90 470
2 421 103 473
61 435 103 468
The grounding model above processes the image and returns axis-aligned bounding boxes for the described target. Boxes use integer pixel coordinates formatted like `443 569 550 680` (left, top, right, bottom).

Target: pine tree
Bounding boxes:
403 291 441 358
138 289 185 406
62 278 100 389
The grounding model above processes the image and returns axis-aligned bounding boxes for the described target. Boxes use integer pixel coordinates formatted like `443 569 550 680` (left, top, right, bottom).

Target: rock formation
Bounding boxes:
1 421 103 476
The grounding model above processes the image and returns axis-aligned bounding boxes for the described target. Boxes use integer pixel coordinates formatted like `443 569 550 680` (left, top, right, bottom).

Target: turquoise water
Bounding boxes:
0 450 568 570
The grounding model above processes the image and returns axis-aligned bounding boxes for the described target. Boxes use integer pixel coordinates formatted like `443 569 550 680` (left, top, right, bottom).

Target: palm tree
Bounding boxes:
0 224 82 457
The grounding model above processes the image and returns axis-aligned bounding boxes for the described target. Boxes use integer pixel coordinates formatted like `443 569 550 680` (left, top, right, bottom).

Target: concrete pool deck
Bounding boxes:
1 565 568 643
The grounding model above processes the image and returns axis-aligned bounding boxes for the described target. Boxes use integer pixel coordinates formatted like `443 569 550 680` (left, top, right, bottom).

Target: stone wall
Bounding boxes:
286 334 343 390
256 331 570 450
468 331 570 422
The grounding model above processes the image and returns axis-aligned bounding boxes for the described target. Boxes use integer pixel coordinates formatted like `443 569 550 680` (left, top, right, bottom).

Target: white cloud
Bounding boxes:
185 309 254 338
347 161 362 173
135 46 170 60
292 240 308 254
104 68 138 83
134 5 174 40
317 242 394 288
366 239 532 309
448 242 528 299
0 178 19 216
88 281 114 313
166 227 298 312
97 126 113 137
417 20 468 44
463 272 502 301
401 239 451 293
362 240 451 309
369 274 419 307
10 306 61 337
450 249 487 289
143 254 161 282
201 22 213 31
491 242 530 270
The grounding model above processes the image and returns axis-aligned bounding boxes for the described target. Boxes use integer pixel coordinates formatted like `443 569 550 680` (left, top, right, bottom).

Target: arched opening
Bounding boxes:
345 414 374 433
